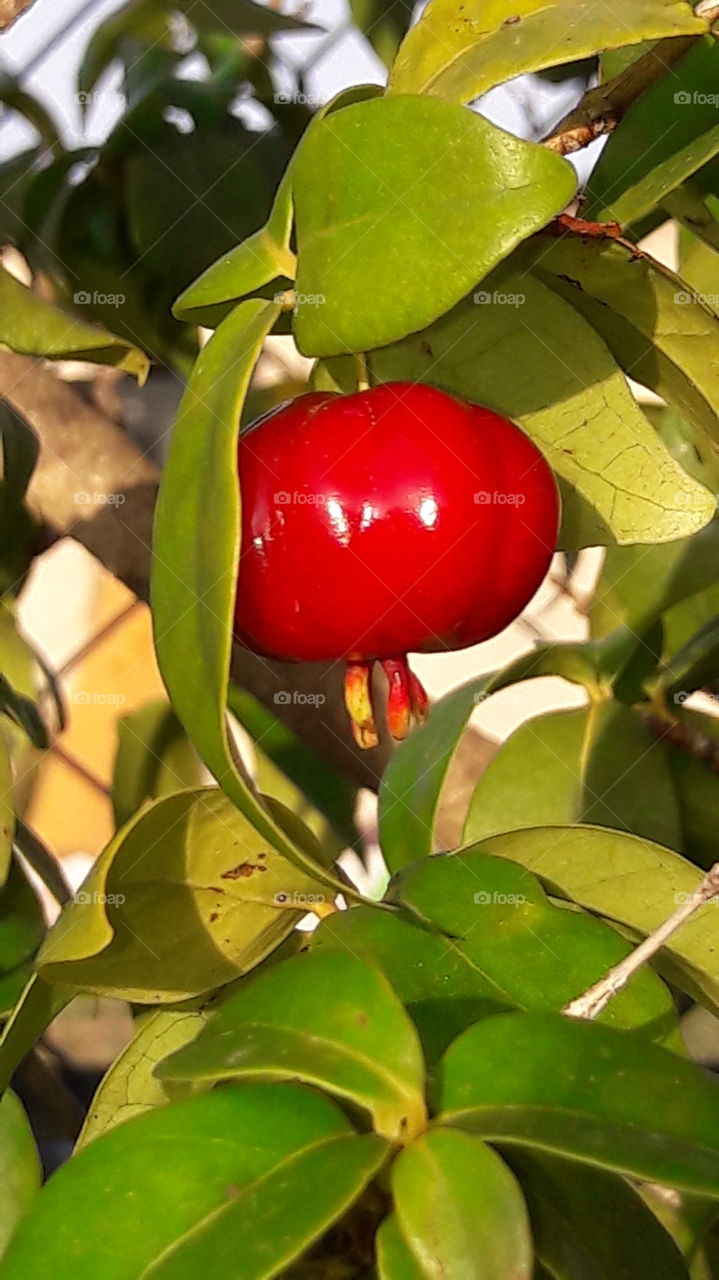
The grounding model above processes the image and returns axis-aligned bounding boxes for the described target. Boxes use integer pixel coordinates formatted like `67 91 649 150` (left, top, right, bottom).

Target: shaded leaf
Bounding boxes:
293 95 576 356
389 1128 532 1279
507 1150 691 1280
111 700 204 828
0 266 148 381
37 788 332 1002
387 0 705 104
1 1086 387 1279
438 1010 719 1194
0 858 45 1013
173 166 294 321
159 948 426 1141
527 232 719 488
370 268 713 547
464 703 683 852
379 644 617 871
76 1008 206 1149
228 686 360 853
585 39 719 226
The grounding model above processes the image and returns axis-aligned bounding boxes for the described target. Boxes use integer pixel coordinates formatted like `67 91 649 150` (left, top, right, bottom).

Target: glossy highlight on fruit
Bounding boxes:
235 381 559 746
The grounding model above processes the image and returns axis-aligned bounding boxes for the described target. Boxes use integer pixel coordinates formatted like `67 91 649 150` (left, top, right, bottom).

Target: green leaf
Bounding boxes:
0 1090 40 1258
159 948 426 1141
390 851 677 1041
0 976 74 1094
472 824 719 1012
464 703 684 852
151 298 344 894
228 687 360 852
292 95 575 356
507 1150 691 1280
379 644 611 871
311 905 505 1064
665 708 719 870
76 1008 206 1149
585 39 719 226
656 616 719 699
438 1010 719 1194
0 734 13 890
349 0 413 68
527 233 719 489
0 400 38 507
77 0 177 101
388 1129 532 1279
1 1085 388 1279
0 858 45 1013
0 673 46 749
111 700 203 827
37 788 333 1002
376 1214 426 1280
0 267 149 382
175 0 322 36
370 267 714 547
387 0 706 104
591 521 719 638
173 166 295 321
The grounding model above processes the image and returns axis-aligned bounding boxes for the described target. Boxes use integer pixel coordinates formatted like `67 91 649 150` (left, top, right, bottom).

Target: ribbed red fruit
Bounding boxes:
235 381 559 746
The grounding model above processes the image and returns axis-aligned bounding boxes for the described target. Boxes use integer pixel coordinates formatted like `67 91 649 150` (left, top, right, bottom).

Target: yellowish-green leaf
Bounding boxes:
388 0 706 104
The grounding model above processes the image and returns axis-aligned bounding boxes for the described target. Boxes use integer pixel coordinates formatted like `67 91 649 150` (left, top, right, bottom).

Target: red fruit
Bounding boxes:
235 381 559 747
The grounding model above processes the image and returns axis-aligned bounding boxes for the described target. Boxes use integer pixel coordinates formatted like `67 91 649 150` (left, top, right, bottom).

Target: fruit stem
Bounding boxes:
344 661 379 749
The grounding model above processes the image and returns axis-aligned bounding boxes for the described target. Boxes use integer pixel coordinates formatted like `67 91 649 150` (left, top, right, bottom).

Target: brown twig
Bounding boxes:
543 24 714 158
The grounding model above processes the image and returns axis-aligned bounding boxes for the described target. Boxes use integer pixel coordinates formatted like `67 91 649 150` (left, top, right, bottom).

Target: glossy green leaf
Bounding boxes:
371 268 713 547
0 859 45 1014
586 39 719 226
438 1010 719 1194
0 267 149 381
527 233 719 488
76 1008 206 1149
1 1085 387 1280
0 1090 40 1258
389 1129 532 1279
507 1151 691 1280
37 788 332 1002
311 905 505 1063
473 824 719 1012
387 0 705 103
292 95 576 356
112 700 204 827
390 851 676 1041
151 298 344 893
159 948 426 1140
379 643 614 871
464 703 683 852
